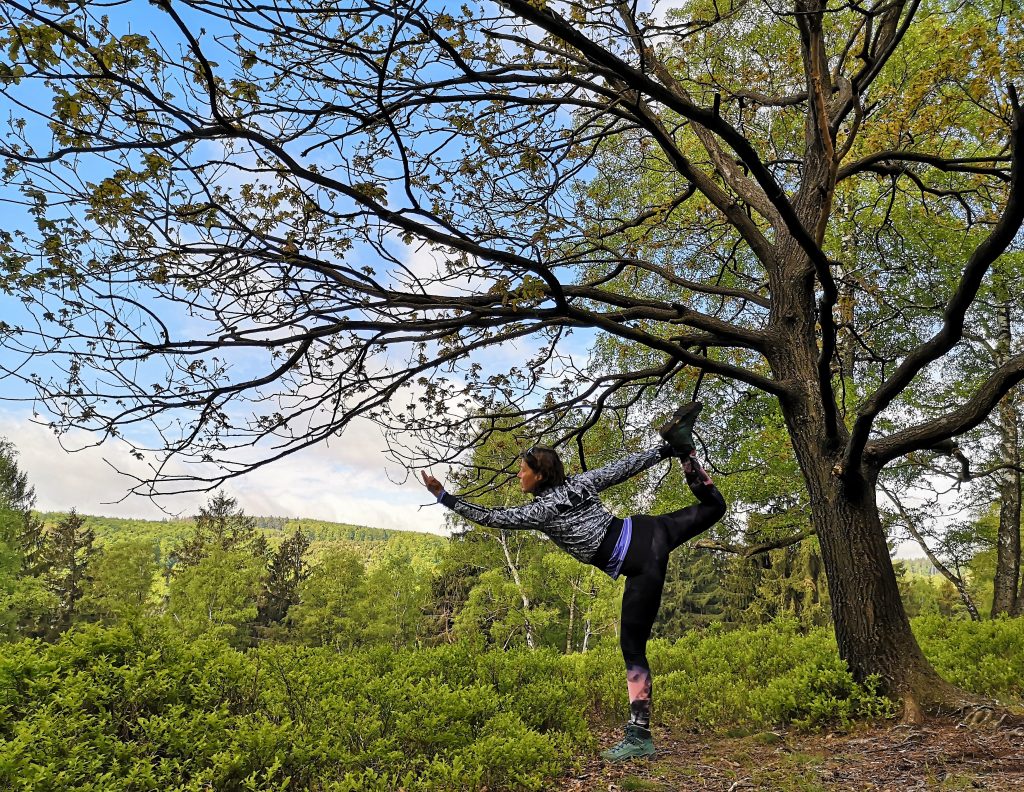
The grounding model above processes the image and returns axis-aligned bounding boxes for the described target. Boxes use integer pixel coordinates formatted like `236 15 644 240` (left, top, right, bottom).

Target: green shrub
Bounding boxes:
2 616 1020 790
0 624 590 791
577 620 896 730
913 615 1024 700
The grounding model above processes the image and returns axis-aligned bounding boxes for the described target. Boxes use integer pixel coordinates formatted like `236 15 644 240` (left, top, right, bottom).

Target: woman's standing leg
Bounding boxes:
600 518 667 761
600 455 726 762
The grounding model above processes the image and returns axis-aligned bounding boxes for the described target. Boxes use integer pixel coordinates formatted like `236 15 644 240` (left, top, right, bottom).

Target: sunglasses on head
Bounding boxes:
522 446 539 467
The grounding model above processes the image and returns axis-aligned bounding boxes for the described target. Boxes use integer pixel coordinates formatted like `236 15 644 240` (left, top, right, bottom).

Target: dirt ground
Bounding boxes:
560 720 1024 791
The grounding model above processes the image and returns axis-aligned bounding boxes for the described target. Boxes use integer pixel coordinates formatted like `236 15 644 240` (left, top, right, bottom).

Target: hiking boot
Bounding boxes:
657 401 702 456
600 723 655 762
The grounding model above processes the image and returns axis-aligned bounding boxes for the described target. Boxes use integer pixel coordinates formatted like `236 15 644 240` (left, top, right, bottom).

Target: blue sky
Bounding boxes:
0 0 601 529
0 1 941 560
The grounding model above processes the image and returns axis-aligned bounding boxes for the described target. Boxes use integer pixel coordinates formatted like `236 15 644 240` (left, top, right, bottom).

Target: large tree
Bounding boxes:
1 0 1023 717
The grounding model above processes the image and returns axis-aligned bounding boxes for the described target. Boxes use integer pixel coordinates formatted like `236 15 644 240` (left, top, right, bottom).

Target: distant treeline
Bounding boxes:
33 511 429 546
901 557 940 577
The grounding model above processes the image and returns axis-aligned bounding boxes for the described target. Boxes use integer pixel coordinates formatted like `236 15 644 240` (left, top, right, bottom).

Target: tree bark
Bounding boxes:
497 529 535 649
565 585 576 654
992 306 1021 617
797 437 962 720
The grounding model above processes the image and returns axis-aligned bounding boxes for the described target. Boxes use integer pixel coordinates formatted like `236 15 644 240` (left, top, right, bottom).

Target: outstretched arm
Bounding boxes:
420 470 560 530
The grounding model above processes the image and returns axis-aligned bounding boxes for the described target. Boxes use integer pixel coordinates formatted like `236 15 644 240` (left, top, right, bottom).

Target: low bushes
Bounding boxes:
0 626 588 791
912 614 1024 700
1 616 1021 790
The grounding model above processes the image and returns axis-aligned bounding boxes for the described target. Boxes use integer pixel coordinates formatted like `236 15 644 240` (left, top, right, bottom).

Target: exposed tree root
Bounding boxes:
900 694 925 725
897 682 1024 732
953 704 1024 733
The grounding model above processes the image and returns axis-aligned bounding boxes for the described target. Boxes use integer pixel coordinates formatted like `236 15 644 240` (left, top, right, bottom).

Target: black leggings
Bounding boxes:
618 484 727 670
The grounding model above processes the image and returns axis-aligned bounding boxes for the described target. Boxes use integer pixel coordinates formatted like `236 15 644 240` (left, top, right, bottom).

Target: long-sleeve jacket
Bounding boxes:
438 447 670 563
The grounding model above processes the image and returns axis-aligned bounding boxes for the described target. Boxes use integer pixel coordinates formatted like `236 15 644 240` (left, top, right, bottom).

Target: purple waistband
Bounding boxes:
604 516 632 580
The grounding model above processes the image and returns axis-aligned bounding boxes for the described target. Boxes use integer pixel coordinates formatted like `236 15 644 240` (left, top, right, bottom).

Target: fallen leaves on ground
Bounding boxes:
559 719 1024 791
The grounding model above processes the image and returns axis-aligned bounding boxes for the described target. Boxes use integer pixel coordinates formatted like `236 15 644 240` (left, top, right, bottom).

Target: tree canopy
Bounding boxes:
2 0 1024 712
0 0 1019 479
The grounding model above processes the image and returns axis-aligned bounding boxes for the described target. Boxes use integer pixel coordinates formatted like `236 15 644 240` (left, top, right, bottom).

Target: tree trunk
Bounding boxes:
771 310 965 719
991 392 1020 616
992 306 1021 617
789 424 965 720
767 119 972 716
565 585 576 654
497 529 535 649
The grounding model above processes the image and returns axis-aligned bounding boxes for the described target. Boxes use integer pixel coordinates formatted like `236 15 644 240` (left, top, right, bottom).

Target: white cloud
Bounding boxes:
0 408 447 534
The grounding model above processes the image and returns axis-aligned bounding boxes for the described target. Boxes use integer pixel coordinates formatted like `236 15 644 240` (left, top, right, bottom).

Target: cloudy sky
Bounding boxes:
0 406 449 533
0 403 935 558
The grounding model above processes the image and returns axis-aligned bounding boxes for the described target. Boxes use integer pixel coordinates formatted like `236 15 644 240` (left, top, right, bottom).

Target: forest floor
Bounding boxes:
561 719 1024 791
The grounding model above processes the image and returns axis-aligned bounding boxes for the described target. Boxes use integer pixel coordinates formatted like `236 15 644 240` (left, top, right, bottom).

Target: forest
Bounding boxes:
1 434 1022 790
1 0 1024 788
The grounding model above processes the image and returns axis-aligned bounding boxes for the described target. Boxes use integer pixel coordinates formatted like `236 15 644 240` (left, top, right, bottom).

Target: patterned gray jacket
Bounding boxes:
438 447 671 563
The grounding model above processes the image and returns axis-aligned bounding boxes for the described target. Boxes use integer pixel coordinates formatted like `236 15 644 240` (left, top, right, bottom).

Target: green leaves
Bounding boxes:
0 624 591 790
0 615 1020 788
349 181 388 205
168 548 263 645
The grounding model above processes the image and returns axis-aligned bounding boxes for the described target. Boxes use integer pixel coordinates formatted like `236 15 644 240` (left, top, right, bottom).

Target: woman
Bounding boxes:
420 403 727 762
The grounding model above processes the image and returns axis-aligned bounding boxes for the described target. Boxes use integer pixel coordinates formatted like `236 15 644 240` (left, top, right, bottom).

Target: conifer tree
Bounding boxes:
43 509 96 631
257 529 311 627
172 491 263 571
655 549 730 635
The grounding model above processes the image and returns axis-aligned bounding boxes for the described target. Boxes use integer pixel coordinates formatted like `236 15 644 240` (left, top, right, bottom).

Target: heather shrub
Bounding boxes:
3 616 1021 790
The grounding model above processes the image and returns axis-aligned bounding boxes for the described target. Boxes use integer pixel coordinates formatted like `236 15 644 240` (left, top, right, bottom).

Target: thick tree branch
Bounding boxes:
830 0 921 134
623 93 780 271
614 3 781 225
837 152 1011 182
498 0 835 288
794 0 842 443
849 89 1024 471
867 352 1024 467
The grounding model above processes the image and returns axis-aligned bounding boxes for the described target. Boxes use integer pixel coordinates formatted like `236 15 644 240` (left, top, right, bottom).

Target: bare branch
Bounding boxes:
878 482 980 620
695 526 817 558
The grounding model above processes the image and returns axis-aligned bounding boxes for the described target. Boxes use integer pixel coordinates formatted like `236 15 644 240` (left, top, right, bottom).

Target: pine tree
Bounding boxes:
257 529 311 627
654 548 729 636
171 491 262 570
0 440 55 638
0 438 35 514
43 509 96 631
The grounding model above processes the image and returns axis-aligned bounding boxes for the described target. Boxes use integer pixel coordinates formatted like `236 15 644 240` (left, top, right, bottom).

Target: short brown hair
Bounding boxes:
521 445 566 492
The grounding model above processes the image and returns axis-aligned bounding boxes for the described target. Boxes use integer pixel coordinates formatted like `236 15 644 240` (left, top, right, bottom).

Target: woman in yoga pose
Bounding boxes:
420 403 726 761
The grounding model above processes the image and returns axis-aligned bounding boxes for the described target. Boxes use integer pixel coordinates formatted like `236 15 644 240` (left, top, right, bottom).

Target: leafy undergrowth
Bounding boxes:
565 720 1024 791
0 617 1021 790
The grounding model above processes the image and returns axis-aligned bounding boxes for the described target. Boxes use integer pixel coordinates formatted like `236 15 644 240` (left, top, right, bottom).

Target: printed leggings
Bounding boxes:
617 483 727 726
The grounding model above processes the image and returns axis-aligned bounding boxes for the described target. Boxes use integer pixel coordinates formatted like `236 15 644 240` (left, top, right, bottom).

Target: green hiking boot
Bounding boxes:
657 401 703 456
600 723 655 762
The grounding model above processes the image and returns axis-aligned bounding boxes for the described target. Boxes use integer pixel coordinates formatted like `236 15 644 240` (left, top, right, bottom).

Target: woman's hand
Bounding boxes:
420 470 444 498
